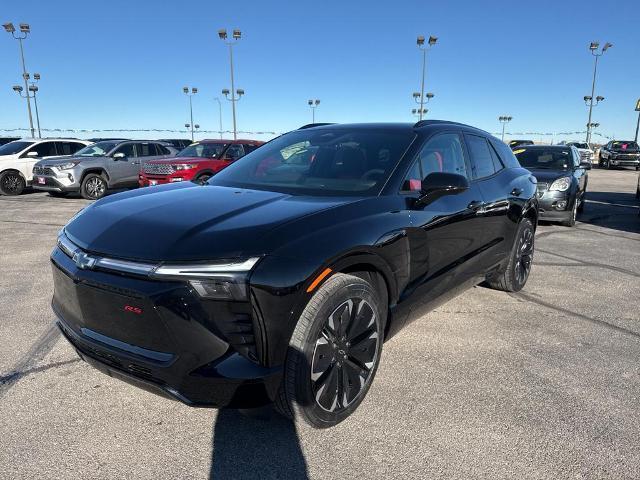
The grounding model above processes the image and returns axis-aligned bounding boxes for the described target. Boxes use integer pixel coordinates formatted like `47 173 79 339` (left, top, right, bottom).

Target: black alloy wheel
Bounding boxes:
0 171 26 196
487 218 535 292
275 272 385 428
311 298 380 413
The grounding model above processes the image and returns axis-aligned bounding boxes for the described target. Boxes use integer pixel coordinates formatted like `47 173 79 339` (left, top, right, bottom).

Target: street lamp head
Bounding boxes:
33 73 40 80
412 92 420 98
593 123 599 128
236 88 244 96
3 22 15 33
185 123 190 128
428 35 437 46
412 109 417 114
589 41 599 51
635 98 640 111
315 99 320 105
222 88 230 95
218 29 227 40
183 86 189 94
596 95 604 102
602 42 612 52
12 85 22 92
23 72 30 80
19 23 30 33
194 124 200 129
507 116 512 121
416 35 425 46
308 99 313 105
426 92 434 99
232 29 241 40
191 87 198 94
28 85 38 92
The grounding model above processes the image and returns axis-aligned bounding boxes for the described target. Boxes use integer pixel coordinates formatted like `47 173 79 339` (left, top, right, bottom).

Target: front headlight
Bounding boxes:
549 177 571 192
57 161 80 170
151 257 261 300
173 164 197 171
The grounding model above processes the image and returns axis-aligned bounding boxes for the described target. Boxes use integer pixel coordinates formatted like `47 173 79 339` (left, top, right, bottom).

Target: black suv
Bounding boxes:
51 121 538 428
599 140 640 170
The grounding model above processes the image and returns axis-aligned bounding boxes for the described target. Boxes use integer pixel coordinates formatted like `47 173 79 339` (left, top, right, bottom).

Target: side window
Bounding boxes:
488 141 505 172
401 133 468 192
572 148 580 167
489 138 520 168
224 144 245 161
25 141 57 158
466 135 497 179
113 143 135 158
243 144 260 154
56 142 85 156
136 143 156 157
156 145 171 155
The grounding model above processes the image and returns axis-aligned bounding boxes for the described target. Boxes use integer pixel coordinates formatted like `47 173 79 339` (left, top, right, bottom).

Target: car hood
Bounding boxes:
145 156 217 165
64 182 356 262
528 169 572 184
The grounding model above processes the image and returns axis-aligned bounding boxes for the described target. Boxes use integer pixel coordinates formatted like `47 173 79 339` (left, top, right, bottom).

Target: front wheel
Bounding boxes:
487 218 535 292
81 173 107 200
0 171 26 196
275 272 384 428
195 174 211 185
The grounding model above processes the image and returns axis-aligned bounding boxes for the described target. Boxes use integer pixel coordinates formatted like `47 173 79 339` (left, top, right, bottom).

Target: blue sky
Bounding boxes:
1 0 638 143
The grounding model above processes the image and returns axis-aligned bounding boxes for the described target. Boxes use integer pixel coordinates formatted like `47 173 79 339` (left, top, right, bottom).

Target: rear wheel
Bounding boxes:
487 218 534 292
0 171 26 196
81 173 107 200
275 272 384 428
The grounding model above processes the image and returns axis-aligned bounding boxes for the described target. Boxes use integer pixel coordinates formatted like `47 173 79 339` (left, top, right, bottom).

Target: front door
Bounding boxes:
109 143 136 187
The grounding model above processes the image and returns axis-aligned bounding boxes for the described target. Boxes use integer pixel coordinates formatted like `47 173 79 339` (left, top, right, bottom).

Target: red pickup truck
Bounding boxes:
139 139 264 187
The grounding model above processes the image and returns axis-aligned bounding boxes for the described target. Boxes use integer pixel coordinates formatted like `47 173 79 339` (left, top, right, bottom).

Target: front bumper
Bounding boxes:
139 171 196 187
608 157 640 167
51 245 282 408
537 189 573 221
32 170 81 192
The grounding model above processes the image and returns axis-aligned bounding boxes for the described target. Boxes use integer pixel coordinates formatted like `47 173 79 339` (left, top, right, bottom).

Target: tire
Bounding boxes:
562 199 578 227
195 174 211 185
81 173 107 200
0 171 26 196
48 191 68 198
274 272 385 428
577 192 585 213
487 218 534 292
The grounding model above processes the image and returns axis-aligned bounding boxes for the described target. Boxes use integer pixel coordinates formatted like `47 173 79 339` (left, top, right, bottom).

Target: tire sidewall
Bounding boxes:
506 218 535 291
290 275 384 428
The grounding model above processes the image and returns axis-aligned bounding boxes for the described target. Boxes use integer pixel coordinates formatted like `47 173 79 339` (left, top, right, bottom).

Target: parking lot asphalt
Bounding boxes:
1 169 639 480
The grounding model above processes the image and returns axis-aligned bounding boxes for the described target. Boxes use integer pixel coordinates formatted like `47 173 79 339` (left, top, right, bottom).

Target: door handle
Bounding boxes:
511 188 523 196
467 200 485 212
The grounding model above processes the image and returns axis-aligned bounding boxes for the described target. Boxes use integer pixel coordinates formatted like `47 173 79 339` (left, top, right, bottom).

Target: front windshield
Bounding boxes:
611 141 639 151
178 142 228 158
0 141 34 156
514 148 573 170
75 141 121 157
209 128 415 196
571 143 589 149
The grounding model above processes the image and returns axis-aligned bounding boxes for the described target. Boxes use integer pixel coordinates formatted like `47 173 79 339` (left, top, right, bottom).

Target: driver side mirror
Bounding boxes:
579 161 592 170
25 151 39 158
416 172 469 207
112 152 126 160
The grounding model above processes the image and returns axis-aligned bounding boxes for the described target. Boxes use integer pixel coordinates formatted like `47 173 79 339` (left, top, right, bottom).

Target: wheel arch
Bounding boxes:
81 168 110 185
0 168 27 181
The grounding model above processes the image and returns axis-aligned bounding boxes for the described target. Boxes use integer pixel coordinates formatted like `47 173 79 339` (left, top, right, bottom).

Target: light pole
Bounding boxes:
29 72 41 138
634 98 640 143
308 99 320 123
218 28 243 140
415 35 437 121
412 108 428 118
498 115 513 142
585 41 612 146
183 86 198 141
4 22 35 137
214 97 223 139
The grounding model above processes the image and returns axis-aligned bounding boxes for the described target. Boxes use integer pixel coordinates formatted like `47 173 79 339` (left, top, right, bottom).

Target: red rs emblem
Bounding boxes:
124 305 143 315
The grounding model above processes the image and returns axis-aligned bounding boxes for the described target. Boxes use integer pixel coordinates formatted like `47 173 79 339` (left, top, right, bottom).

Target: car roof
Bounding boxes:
299 120 492 136
197 139 264 144
15 137 90 142
516 145 571 149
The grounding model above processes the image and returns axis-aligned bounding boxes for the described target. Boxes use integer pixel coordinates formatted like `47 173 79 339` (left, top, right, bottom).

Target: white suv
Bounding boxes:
0 138 91 195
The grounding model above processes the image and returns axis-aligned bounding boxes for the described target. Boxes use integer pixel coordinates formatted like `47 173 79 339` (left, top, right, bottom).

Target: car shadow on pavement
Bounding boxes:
580 190 640 235
209 408 309 479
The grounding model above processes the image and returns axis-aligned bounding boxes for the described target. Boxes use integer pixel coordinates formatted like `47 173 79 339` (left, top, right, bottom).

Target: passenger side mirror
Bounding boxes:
416 172 469 206
579 161 592 170
112 152 126 160
26 151 39 158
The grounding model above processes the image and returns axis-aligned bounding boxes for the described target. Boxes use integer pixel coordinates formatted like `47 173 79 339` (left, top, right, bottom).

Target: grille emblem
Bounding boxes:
73 251 97 270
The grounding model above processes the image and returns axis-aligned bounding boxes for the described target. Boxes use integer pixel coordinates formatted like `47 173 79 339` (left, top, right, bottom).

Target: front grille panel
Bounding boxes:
33 166 55 175
143 163 175 175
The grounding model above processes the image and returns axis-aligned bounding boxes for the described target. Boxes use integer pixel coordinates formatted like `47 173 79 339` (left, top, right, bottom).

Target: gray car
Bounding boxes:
32 140 178 199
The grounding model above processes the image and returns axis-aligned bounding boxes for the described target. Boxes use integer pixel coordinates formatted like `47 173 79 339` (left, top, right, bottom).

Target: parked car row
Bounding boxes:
0 137 263 199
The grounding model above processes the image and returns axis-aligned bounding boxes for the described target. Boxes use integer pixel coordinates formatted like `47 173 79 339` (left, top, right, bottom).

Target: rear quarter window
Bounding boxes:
490 138 521 169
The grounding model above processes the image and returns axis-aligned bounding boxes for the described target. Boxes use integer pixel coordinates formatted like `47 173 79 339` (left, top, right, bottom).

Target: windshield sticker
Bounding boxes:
513 149 526 155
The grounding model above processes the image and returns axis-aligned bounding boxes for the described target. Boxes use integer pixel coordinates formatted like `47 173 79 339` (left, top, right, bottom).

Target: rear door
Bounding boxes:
464 134 513 267
403 131 488 301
